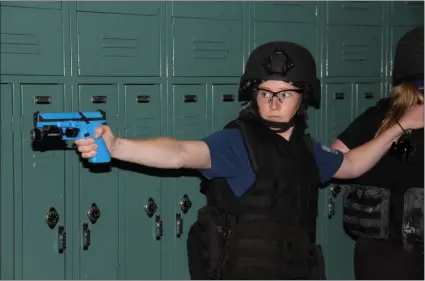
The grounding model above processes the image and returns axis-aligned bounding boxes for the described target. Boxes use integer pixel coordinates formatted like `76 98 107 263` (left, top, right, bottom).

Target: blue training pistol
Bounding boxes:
30 110 111 164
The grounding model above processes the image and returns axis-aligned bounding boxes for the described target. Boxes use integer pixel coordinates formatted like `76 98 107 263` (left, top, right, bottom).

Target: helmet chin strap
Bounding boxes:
244 107 296 133
259 117 295 133
241 91 302 133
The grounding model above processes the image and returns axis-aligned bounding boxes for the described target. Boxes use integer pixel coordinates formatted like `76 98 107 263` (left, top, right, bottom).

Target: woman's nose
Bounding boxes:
269 96 282 110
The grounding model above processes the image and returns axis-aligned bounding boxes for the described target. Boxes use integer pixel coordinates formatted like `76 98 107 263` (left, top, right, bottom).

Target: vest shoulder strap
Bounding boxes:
225 118 318 174
302 133 314 158
224 119 260 173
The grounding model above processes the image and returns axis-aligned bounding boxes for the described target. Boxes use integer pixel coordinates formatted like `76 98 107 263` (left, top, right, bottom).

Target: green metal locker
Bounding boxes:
1 83 15 280
121 84 164 280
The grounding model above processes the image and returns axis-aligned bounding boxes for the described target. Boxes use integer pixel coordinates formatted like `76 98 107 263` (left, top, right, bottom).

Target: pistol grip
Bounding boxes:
89 137 111 164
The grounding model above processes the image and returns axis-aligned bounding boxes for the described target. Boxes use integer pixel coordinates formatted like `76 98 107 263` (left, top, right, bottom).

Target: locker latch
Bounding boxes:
58 226 66 253
155 214 163 240
83 223 91 250
176 213 184 238
328 185 341 218
328 196 335 218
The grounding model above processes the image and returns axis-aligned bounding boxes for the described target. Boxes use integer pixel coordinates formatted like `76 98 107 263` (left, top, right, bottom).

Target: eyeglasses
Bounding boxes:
255 88 304 103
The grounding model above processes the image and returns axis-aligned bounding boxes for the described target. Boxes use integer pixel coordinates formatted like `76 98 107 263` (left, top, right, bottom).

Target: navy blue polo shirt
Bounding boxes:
200 128 343 197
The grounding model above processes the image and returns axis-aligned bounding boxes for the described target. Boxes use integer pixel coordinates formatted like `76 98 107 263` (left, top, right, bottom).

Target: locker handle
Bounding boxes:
405 1 423 5
137 95 151 103
155 214 163 240
271 1 300 6
58 226 66 254
222 94 235 102
83 223 91 250
91 96 107 104
341 2 368 10
328 196 335 219
176 213 184 238
34 96 51 104
184 95 197 103
333 92 345 100
364 92 374 99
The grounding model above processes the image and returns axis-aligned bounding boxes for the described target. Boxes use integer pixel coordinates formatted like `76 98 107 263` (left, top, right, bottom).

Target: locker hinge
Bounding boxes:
11 116 14 133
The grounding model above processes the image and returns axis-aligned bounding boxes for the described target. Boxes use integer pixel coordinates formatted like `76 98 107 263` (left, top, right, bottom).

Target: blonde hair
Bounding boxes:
375 82 424 136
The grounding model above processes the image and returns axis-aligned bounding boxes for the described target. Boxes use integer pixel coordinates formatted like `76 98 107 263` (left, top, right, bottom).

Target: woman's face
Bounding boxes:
255 80 303 124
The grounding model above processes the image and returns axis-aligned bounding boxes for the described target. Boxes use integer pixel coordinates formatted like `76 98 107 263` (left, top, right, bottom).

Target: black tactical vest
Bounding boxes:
339 98 424 252
187 113 325 280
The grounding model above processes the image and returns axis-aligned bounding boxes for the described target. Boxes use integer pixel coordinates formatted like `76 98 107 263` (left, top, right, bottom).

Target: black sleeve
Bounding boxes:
337 105 385 149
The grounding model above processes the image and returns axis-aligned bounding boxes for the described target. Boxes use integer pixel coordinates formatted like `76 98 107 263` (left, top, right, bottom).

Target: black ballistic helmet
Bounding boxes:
393 26 424 85
239 41 321 109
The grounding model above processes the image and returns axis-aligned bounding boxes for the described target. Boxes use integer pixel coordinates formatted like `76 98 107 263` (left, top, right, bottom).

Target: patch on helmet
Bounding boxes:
264 49 295 76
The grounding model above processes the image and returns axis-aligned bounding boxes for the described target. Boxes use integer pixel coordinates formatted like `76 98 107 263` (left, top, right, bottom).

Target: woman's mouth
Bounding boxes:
267 116 282 121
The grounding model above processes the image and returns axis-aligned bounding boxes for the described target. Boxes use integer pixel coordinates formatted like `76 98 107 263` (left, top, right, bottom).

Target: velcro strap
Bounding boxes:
343 207 382 219
343 221 382 236
346 193 383 207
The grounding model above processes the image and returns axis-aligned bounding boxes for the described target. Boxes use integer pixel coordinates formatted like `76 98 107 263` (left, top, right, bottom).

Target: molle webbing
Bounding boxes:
342 184 391 239
196 114 322 279
222 221 311 280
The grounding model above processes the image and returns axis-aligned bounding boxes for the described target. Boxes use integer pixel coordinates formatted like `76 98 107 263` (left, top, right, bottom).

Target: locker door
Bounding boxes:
18 84 67 279
0 3 64 76
326 25 382 78
252 1 318 67
323 83 353 144
122 84 163 280
1 83 15 280
171 84 208 280
211 84 242 132
355 82 382 117
318 83 356 280
171 2 243 78
253 21 318 65
326 1 382 26
390 1 424 26
76 8 161 77
77 84 120 279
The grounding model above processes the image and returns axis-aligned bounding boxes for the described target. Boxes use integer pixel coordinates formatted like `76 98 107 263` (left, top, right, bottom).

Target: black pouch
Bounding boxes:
187 205 229 280
342 184 390 239
402 187 424 253
309 244 326 280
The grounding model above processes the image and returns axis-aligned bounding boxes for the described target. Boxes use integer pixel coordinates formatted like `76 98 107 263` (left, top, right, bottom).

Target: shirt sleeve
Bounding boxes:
312 140 344 183
199 128 253 181
337 105 383 149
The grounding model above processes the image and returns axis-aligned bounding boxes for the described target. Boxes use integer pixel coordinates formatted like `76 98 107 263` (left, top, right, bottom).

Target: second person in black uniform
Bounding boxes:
331 26 424 280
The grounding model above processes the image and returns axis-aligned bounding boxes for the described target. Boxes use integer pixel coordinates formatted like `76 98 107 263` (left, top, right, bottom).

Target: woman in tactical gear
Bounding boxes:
74 41 424 280
331 26 424 280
